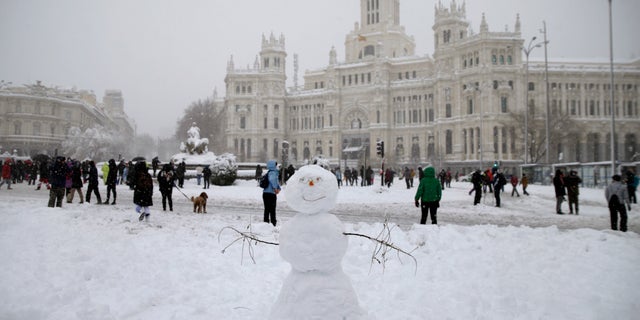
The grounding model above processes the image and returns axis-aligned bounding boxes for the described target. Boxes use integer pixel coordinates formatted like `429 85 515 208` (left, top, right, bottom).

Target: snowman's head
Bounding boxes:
286 165 338 215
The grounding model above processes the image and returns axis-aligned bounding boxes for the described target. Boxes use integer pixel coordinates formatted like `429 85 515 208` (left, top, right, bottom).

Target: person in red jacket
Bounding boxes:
510 174 520 197
0 158 13 190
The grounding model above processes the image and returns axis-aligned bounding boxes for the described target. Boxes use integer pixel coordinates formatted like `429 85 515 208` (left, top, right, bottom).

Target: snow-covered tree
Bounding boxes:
61 126 128 160
210 153 237 186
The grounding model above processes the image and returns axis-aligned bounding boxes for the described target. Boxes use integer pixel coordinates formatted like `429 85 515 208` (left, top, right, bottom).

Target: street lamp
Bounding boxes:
522 36 544 164
540 22 551 164
608 0 617 174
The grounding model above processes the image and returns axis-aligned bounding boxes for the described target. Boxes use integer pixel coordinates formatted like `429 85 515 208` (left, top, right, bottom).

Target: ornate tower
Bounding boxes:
344 0 415 62
433 0 469 55
260 32 287 76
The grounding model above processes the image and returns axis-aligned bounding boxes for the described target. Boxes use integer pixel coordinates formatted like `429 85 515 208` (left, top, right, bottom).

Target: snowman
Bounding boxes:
269 165 366 320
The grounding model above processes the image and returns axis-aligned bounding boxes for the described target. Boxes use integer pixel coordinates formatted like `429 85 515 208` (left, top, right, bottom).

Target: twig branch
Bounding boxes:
219 219 418 274
218 225 278 264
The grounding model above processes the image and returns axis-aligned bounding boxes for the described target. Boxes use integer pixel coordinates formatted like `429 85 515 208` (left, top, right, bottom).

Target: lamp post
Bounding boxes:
540 22 551 164
522 37 544 164
608 0 617 174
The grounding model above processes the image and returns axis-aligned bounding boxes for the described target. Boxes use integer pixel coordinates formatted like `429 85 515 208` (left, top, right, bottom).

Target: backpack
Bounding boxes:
259 173 270 189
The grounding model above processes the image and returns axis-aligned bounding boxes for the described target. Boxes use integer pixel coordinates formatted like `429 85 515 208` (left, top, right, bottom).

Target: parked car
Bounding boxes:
459 172 474 182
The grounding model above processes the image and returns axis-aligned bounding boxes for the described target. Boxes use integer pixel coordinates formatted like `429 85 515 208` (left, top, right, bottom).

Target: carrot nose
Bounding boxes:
308 180 314 187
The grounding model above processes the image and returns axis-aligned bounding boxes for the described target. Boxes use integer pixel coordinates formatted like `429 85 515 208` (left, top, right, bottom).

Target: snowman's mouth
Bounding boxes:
302 195 326 202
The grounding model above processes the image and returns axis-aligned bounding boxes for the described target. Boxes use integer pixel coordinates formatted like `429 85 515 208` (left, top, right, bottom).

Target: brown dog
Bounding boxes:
190 192 208 213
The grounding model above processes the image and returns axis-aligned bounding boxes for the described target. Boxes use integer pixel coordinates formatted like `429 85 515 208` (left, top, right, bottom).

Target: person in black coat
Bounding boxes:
85 160 102 204
37 159 50 190
132 161 153 220
66 161 84 203
553 170 567 214
157 163 175 211
105 159 118 205
202 165 212 189
471 169 483 205
48 156 68 207
493 170 507 207
176 161 186 188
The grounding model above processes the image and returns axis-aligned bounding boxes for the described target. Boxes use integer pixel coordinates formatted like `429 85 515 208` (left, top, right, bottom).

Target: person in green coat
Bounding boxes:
414 167 442 224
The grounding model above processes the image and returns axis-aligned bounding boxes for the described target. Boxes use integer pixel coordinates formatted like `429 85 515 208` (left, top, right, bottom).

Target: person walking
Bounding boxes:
132 161 154 221
510 174 520 197
493 170 507 207
28 160 38 185
565 170 583 215
335 167 342 188
202 165 211 189
151 156 160 178
0 158 13 190
403 167 411 189
553 170 567 214
471 169 483 205
36 159 50 190
48 156 68 207
66 160 84 203
520 173 530 195
104 159 118 205
262 160 281 226
414 167 442 224
176 161 186 188
85 160 102 204
157 163 175 211
101 161 109 185
625 170 638 204
605 175 631 232
255 164 263 182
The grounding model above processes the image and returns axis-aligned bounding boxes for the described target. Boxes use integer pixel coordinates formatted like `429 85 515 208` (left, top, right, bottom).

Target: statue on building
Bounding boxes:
180 122 209 155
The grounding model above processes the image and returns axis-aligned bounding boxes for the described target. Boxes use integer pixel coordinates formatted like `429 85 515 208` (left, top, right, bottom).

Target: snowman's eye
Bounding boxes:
315 177 322 182
299 177 306 183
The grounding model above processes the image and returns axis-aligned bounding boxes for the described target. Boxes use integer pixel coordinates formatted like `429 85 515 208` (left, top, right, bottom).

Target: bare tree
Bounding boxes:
504 110 575 164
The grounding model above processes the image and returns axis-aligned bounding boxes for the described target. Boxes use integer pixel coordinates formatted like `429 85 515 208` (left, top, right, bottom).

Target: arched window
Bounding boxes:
445 130 453 154
364 45 375 57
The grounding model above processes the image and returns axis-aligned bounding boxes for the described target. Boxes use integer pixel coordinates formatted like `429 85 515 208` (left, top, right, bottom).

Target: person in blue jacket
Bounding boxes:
262 160 282 226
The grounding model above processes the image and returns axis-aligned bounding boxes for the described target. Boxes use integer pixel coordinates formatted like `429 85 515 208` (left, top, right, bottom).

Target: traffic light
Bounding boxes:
376 140 384 158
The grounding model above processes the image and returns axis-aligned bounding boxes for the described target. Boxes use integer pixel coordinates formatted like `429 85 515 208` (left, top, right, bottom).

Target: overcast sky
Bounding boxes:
1 0 639 138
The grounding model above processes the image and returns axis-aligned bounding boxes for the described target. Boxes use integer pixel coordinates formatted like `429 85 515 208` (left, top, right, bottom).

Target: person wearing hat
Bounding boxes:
565 170 583 215
605 174 631 232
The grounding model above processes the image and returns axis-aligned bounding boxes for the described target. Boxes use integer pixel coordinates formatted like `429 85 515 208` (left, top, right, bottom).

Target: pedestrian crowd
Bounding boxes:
3 155 637 232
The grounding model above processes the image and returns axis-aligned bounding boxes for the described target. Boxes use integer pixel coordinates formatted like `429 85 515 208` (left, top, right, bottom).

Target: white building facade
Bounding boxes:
0 81 135 157
223 0 640 174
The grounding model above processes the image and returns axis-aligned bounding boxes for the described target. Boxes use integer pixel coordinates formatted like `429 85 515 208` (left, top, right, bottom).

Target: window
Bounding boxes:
240 116 246 129
446 103 452 118
507 56 512 65
364 45 375 57
467 98 474 114
14 122 21 135
492 55 497 64
528 82 535 91
33 122 41 136
445 130 452 154
501 97 508 113
493 127 499 153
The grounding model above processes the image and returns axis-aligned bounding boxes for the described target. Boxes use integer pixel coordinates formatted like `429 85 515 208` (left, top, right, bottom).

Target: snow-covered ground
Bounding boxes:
1 175 639 319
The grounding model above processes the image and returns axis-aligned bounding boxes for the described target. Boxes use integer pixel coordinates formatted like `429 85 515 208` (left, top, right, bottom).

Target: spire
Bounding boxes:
329 46 337 65
227 55 235 72
254 55 260 69
480 13 488 33
515 13 521 33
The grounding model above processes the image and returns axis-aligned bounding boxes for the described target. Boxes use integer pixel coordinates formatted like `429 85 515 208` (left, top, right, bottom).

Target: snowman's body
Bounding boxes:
270 165 365 320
